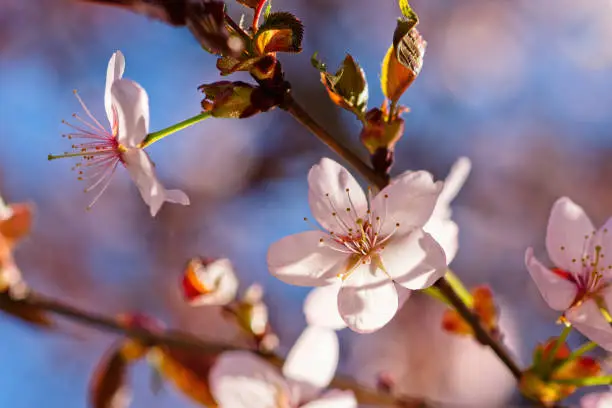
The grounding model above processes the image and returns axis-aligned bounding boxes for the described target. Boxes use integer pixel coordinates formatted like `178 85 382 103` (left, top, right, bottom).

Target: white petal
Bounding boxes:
267 231 348 287
300 390 358 408
380 229 447 290
566 298 612 352
105 51 126 125
307 158 367 233
580 392 612 408
432 156 471 220
424 217 459 264
209 351 290 408
396 284 412 309
111 79 149 147
525 248 577 311
337 263 398 333
182 258 238 306
122 149 190 217
546 197 595 274
370 170 443 237
304 283 347 330
283 326 339 402
0 195 13 220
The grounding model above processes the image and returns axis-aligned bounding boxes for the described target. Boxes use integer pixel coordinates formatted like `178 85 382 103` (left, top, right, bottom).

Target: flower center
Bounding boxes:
305 188 399 280
48 90 125 209
556 229 612 302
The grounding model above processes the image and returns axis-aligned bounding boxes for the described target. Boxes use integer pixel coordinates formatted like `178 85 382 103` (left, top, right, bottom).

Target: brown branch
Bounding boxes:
15 291 424 407
281 93 387 189
280 94 523 381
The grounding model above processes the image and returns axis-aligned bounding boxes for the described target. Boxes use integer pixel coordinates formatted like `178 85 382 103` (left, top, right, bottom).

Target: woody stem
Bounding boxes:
12 291 424 407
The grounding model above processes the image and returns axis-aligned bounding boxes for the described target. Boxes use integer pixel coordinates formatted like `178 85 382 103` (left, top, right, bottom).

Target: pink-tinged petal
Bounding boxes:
337 263 398 333
546 197 595 274
122 149 190 217
300 390 358 408
380 229 447 290
105 50 126 125
396 284 412 309
181 258 238 306
111 79 149 147
209 351 290 408
525 248 577 311
304 283 347 330
423 218 459 265
590 218 612 265
431 157 471 220
566 298 612 351
370 171 443 237
283 326 339 402
307 158 367 233
267 231 348 287
580 392 612 408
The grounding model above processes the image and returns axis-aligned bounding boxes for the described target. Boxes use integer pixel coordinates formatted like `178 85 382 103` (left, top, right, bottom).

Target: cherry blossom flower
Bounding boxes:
526 197 612 350
181 257 238 306
267 158 447 333
49 51 189 216
209 325 356 407
301 158 471 331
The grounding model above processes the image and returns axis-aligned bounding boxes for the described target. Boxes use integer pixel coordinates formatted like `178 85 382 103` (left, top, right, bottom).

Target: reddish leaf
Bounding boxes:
148 347 218 407
89 343 137 408
0 291 53 328
0 203 33 246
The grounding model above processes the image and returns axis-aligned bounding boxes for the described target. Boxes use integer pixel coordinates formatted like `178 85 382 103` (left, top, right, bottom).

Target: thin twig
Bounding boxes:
15 291 424 407
281 93 523 381
281 94 387 188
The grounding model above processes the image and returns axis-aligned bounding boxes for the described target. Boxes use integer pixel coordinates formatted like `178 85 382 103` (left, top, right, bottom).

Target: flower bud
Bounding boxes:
359 107 405 155
181 257 238 306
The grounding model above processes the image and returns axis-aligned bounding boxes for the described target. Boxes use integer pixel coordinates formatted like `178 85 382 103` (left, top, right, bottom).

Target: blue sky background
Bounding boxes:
1 0 612 406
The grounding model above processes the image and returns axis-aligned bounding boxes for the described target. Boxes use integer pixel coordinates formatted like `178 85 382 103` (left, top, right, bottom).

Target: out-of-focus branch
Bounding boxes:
281 94 523 381
14 291 425 407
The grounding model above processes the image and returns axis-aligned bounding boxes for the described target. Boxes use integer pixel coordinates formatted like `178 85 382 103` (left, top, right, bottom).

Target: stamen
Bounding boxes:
73 90 106 132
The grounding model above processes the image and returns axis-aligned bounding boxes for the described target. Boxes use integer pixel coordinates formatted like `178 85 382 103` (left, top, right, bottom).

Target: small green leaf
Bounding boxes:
310 52 326 72
319 54 369 116
398 0 418 24
254 12 303 54
263 0 272 19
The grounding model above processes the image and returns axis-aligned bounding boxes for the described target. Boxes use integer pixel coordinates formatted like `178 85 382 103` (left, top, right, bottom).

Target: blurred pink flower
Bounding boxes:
209 325 356 407
581 392 612 408
526 197 612 350
53 50 189 216
301 158 470 331
181 258 238 306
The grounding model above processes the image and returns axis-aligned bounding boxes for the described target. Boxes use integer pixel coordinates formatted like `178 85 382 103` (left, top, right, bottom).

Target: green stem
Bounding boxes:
550 376 612 387
444 269 473 308
140 112 211 148
544 324 572 374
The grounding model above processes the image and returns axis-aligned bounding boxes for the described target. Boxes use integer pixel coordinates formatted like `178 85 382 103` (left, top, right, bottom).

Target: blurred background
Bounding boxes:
1 0 611 406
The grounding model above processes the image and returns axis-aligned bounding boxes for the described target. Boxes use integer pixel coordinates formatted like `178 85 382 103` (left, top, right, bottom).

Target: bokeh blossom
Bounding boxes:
209 325 356 407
